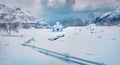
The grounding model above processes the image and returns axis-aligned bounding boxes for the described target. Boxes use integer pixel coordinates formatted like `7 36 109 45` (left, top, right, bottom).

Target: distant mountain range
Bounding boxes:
62 18 87 26
1 3 120 26
94 7 120 26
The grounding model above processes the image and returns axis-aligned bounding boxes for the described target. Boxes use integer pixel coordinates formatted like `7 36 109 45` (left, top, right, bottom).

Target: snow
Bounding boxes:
109 7 120 18
100 7 120 19
53 22 63 32
0 26 120 65
0 4 35 24
48 34 65 41
98 7 120 21
100 12 111 18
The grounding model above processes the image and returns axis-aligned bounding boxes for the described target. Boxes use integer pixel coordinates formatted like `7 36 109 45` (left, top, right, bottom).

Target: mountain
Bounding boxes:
0 4 35 23
62 18 87 27
94 7 120 26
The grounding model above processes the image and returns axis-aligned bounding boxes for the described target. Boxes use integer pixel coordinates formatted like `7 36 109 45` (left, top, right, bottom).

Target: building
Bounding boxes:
53 22 63 32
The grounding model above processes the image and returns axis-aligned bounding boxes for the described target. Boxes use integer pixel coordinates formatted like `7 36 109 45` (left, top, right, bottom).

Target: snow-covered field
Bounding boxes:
0 26 120 65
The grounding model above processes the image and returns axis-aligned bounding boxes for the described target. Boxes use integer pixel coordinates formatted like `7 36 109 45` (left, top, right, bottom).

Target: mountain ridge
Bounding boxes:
94 7 120 26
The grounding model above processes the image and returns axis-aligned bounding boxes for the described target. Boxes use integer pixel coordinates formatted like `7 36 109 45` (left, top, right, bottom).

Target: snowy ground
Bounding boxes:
0 26 120 65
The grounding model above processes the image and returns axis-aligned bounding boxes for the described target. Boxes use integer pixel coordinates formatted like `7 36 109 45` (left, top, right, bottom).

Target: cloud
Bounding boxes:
47 0 66 8
72 0 120 11
33 0 42 10
1 0 120 12
1 0 120 21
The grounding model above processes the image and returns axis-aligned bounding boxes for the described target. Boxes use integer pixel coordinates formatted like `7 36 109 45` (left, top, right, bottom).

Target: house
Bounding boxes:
53 22 63 32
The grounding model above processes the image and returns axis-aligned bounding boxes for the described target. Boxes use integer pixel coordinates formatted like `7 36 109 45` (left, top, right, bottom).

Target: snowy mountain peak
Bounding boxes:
109 7 120 18
15 8 21 11
100 12 111 19
115 7 120 11
13 7 33 17
95 7 120 25
0 4 35 23
99 7 120 19
0 4 6 9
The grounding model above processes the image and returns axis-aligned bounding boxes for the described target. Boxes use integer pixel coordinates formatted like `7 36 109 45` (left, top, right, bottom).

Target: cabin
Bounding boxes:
53 22 63 32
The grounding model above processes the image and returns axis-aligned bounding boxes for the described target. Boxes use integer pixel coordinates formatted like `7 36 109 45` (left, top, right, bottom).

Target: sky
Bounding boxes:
0 0 120 22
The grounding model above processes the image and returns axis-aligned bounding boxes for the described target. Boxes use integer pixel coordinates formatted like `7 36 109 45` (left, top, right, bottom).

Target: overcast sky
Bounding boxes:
0 0 120 22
